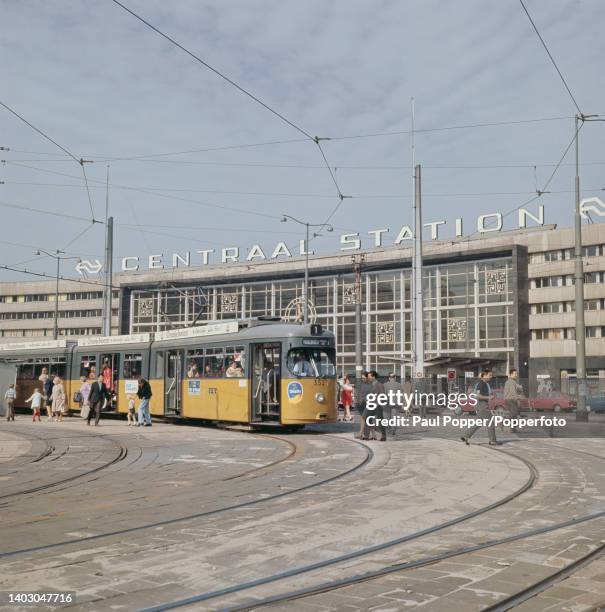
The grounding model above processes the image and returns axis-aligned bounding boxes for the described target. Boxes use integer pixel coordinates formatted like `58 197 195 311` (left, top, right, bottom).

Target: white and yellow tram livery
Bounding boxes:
0 319 338 428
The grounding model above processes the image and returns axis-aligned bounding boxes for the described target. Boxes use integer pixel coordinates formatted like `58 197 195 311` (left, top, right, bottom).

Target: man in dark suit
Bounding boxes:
87 375 109 426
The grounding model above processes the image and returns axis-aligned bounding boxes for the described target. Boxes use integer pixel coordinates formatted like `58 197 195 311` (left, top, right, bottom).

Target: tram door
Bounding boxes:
164 350 182 415
100 353 120 410
251 343 281 422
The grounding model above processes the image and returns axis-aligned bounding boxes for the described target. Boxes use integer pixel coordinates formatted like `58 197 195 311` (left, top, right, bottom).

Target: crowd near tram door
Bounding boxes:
251 343 281 422
165 350 182 415
100 353 119 410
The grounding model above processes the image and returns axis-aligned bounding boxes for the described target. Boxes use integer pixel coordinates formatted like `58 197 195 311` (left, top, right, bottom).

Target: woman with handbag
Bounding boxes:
77 376 92 419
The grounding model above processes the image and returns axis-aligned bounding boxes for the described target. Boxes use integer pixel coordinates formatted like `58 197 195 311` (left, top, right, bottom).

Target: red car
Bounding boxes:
527 392 576 412
459 388 575 413
458 388 529 414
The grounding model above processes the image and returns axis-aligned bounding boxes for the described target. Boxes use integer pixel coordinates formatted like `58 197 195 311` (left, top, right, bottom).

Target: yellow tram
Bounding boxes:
0 319 338 427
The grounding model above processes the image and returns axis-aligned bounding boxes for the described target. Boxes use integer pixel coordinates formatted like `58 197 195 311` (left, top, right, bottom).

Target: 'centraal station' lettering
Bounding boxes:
120 206 544 272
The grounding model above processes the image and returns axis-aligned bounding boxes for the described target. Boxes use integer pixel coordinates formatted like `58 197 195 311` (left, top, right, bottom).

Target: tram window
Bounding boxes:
186 349 203 378
203 347 224 378
50 357 67 379
225 346 245 377
18 362 35 380
154 352 164 378
123 353 143 379
287 348 336 378
36 361 51 381
80 355 97 379
32 358 50 379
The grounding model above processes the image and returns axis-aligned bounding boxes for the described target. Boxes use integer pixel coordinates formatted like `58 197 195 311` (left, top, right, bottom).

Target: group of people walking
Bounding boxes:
3 368 69 423
461 367 525 446
342 367 527 446
3 371 154 427
343 370 413 442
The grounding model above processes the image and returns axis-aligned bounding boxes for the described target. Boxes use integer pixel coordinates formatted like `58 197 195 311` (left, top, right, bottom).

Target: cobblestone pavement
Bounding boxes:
0 417 603 611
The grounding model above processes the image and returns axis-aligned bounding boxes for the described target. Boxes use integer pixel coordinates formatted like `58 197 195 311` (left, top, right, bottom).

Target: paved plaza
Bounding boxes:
0 416 603 611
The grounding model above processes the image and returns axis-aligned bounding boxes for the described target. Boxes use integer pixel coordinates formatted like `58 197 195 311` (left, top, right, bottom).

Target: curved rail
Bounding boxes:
138 446 539 611
0 434 373 558
212 511 605 612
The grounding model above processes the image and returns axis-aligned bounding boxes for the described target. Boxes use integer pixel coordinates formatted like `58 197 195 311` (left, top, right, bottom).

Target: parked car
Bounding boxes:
529 392 576 412
587 393 605 414
457 388 528 414
457 388 574 413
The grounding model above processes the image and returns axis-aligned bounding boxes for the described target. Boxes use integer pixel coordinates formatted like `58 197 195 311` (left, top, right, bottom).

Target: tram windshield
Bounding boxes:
287 348 336 378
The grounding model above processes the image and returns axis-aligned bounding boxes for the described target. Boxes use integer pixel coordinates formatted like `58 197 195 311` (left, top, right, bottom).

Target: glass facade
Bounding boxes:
128 256 515 376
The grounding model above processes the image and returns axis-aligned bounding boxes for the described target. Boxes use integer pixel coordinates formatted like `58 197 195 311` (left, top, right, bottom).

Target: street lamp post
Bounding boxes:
572 113 603 421
35 249 81 340
281 215 333 324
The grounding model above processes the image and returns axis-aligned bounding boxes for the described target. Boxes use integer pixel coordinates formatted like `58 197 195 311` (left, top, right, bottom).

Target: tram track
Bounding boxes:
211 511 605 612
133 445 540 611
0 435 128 501
485 541 605 612
0 434 373 558
0 428 291 504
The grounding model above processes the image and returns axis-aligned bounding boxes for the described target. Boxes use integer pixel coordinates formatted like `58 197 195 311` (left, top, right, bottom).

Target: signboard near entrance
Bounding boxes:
188 380 201 396
124 379 139 395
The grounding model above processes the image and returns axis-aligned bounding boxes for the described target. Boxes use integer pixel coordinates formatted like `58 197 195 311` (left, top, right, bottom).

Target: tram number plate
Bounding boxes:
208 387 218 394
314 378 327 386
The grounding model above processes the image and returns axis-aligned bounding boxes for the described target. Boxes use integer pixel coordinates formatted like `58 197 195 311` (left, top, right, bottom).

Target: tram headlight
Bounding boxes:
315 392 326 403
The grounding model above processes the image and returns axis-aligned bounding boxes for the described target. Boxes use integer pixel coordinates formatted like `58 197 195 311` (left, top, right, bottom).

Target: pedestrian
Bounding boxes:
402 377 415 416
43 374 54 421
25 388 43 422
127 394 137 426
367 370 387 441
356 372 371 439
4 384 16 421
340 375 354 422
504 368 525 433
79 376 92 415
87 375 109 426
383 373 403 435
136 377 153 427
461 369 500 446
51 377 66 422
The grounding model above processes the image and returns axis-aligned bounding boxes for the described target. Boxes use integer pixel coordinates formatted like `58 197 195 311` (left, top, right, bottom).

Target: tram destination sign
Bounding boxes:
75 206 546 275
0 339 68 352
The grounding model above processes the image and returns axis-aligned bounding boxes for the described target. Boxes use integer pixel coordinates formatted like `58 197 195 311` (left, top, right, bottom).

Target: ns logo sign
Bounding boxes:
580 197 605 219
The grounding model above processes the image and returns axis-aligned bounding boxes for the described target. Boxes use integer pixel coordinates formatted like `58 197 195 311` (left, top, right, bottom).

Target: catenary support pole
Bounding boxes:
54 256 60 340
412 164 424 377
353 254 364 403
574 115 588 421
103 216 114 337
304 222 309 325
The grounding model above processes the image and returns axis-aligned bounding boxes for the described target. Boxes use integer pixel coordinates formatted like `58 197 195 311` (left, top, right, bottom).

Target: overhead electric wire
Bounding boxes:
110 0 314 141
518 0 582 115
0 99 98 221
453 123 584 243
94 138 310 162
0 198 99 223
7 158 605 171
325 114 578 141
80 163 97 220
6 115 583 161
109 0 347 213
5 161 282 221
0 100 81 164
5 179 599 200
61 221 97 251
0 264 123 291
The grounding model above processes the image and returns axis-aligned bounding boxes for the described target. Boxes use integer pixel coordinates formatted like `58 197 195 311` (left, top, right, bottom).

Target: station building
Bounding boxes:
1 223 604 387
